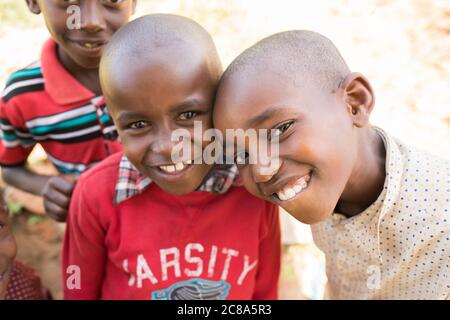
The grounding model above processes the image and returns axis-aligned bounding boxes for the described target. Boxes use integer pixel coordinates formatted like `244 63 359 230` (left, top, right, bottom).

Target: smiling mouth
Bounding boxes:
271 173 311 202
82 42 102 49
157 160 194 174
70 40 106 50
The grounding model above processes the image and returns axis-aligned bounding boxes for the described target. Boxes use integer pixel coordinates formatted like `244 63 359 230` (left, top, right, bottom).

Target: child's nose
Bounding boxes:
79 1 106 32
150 133 176 160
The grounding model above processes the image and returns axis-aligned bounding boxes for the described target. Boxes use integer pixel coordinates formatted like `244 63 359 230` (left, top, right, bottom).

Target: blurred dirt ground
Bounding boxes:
0 0 449 300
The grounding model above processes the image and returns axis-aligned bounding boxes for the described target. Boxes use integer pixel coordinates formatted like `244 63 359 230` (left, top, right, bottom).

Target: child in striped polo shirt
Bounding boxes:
0 0 137 222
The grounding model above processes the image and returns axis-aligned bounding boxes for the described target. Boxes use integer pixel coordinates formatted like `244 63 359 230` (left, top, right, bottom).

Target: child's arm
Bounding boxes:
0 98 77 222
62 176 106 300
2 166 77 222
252 202 281 300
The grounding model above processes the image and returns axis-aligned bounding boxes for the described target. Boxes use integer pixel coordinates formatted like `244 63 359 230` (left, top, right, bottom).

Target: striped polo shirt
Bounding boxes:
0 39 122 174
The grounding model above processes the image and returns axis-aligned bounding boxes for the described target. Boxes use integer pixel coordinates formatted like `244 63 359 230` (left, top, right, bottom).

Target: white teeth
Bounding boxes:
183 159 193 165
284 188 296 200
159 165 175 173
175 162 185 171
159 161 190 173
293 184 303 193
278 190 288 201
83 42 99 48
275 175 310 201
166 165 176 173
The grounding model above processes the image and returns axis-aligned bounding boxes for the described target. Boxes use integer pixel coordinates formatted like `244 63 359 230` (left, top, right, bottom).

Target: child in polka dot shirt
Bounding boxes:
0 194 50 300
310 127 450 299
213 30 450 299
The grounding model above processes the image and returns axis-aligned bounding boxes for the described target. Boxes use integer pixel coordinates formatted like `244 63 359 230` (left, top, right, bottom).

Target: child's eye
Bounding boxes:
270 120 294 140
234 151 250 165
178 111 198 121
101 0 126 6
128 120 149 130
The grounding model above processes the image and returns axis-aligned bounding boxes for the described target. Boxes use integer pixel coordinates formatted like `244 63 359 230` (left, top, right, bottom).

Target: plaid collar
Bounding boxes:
114 155 240 204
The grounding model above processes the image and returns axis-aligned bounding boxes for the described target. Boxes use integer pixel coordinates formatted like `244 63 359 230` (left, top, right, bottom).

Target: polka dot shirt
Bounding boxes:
4 261 50 300
311 127 450 300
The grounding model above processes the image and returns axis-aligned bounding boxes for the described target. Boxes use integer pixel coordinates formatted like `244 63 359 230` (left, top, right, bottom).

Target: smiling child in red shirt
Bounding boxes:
62 14 281 300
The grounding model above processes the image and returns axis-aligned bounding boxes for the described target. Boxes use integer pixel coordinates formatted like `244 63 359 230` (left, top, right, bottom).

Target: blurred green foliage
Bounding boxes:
7 199 24 215
27 214 46 225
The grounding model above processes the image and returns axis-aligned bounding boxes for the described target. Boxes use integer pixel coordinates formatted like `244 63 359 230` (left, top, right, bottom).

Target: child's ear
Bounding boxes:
340 72 375 128
25 0 41 15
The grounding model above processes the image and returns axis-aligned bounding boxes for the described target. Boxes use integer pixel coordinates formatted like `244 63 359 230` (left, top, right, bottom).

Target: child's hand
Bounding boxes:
42 174 79 222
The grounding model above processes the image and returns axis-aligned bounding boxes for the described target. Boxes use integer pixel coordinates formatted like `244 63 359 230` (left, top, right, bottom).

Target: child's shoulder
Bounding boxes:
1 61 44 104
395 139 449 217
78 152 123 188
397 139 450 181
80 152 123 181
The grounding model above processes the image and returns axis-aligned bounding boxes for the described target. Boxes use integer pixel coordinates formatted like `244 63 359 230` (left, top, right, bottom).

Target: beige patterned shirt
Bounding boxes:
311 127 450 300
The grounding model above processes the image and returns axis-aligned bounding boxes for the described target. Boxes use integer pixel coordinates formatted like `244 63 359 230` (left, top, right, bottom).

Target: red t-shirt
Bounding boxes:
0 39 121 173
63 152 281 300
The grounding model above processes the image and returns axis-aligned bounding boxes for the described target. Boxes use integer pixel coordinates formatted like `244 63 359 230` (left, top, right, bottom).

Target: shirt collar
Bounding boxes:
365 126 404 223
41 38 95 105
114 155 240 204
330 126 404 263
332 126 404 223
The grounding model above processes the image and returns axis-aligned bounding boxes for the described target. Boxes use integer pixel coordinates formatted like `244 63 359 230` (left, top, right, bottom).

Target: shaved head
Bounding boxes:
213 30 379 224
98 14 224 196
222 30 350 92
100 14 222 100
